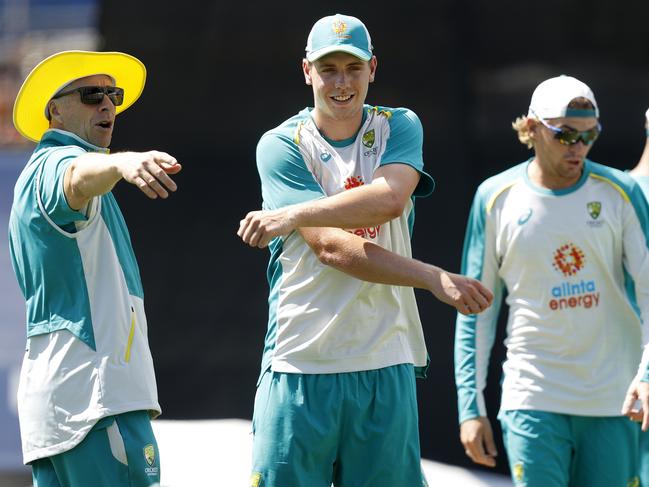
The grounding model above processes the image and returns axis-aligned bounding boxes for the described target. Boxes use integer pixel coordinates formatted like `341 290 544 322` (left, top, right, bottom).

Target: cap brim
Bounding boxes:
13 50 146 142
306 45 372 62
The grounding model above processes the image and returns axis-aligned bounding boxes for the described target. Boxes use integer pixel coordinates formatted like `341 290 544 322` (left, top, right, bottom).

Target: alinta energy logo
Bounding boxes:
549 242 599 311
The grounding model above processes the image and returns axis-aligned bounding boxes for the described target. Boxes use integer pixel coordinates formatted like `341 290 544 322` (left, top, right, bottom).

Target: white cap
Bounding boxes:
528 75 599 119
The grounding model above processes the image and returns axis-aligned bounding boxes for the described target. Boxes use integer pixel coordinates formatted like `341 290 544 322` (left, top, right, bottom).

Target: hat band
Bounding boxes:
565 108 597 118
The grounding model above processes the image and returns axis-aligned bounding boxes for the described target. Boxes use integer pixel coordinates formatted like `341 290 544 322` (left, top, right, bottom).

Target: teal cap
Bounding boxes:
305 14 373 62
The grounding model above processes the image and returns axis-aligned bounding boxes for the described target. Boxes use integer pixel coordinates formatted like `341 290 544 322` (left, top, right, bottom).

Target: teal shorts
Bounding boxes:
31 410 160 487
499 409 639 487
251 364 425 487
638 426 649 487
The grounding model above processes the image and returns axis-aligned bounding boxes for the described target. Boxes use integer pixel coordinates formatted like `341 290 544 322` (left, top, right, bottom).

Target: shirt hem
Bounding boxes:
271 351 427 375
22 400 161 464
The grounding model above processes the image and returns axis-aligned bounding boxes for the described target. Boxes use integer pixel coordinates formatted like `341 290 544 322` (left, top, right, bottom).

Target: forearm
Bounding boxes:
65 152 125 204
290 179 404 229
302 227 440 291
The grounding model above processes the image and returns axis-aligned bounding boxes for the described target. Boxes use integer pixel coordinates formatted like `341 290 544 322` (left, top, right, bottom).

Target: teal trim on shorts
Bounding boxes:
499 410 639 487
251 364 425 487
31 411 160 487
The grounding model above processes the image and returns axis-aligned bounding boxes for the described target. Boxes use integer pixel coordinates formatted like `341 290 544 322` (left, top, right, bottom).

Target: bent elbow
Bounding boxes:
381 191 407 220
310 236 344 267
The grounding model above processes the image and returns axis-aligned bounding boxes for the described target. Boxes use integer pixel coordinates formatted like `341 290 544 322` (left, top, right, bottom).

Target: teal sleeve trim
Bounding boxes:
454 182 505 424
257 132 326 210
380 108 434 197
39 147 89 227
594 164 649 316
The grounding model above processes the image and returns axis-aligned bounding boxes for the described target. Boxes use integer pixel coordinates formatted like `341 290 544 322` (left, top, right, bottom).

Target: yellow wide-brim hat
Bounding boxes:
13 50 146 142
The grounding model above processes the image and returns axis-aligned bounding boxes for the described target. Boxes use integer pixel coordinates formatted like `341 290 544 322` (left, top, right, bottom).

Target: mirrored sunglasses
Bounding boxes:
52 86 125 107
537 117 601 146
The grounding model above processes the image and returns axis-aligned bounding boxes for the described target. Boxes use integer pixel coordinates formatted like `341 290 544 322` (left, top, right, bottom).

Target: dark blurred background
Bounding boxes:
98 0 649 476
2 0 648 480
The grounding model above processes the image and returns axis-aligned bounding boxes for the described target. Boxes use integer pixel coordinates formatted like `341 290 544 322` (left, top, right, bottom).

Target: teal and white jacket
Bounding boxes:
9 129 160 463
455 159 649 423
256 105 434 378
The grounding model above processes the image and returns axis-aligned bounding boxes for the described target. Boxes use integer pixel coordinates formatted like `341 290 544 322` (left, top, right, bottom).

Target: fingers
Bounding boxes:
482 421 498 459
238 213 265 248
128 153 180 199
134 177 159 199
641 391 649 432
621 388 638 416
462 435 496 467
457 280 494 315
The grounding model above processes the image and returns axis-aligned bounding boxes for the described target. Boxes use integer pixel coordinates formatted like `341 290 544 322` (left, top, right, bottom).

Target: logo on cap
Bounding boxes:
332 19 351 38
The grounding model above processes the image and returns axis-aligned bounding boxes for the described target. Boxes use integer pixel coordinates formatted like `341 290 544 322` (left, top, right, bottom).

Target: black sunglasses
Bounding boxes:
537 117 601 146
52 86 124 107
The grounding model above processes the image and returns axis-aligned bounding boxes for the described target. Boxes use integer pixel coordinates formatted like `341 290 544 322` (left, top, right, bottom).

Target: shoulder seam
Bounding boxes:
486 180 519 213
589 173 630 202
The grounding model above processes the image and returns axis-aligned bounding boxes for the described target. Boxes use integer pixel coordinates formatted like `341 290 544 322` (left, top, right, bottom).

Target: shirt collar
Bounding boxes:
38 129 110 154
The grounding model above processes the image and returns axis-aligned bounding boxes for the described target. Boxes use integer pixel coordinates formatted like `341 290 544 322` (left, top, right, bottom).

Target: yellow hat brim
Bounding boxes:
13 50 146 142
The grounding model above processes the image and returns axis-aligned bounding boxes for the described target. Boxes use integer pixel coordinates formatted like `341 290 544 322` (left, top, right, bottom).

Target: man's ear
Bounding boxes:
369 56 377 83
48 100 63 124
302 58 312 86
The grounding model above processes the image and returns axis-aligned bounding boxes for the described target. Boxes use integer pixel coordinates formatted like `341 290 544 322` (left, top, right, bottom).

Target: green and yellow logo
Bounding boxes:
627 476 640 487
250 472 263 487
587 201 601 219
332 20 349 38
362 129 375 148
513 462 524 483
143 444 155 467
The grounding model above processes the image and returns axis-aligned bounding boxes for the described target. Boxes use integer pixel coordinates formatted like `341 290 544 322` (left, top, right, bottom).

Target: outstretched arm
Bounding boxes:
239 163 421 248
299 226 493 315
64 150 182 210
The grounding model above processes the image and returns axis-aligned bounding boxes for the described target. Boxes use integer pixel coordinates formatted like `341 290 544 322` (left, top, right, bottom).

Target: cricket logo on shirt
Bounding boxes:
549 243 599 310
587 201 604 227
362 129 375 148
362 129 378 156
587 201 601 219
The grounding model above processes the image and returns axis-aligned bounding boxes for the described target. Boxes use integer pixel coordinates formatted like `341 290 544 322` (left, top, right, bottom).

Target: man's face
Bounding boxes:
532 116 599 187
303 52 377 125
48 74 116 148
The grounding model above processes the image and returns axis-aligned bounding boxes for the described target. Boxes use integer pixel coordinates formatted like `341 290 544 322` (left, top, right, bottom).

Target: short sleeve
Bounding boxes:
38 146 89 226
380 109 434 197
257 132 326 210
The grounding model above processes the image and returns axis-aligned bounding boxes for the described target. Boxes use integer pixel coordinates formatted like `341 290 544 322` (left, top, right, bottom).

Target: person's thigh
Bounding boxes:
334 364 424 487
571 416 639 487
251 370 340 487
45 411 159 487
499 410 572 487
